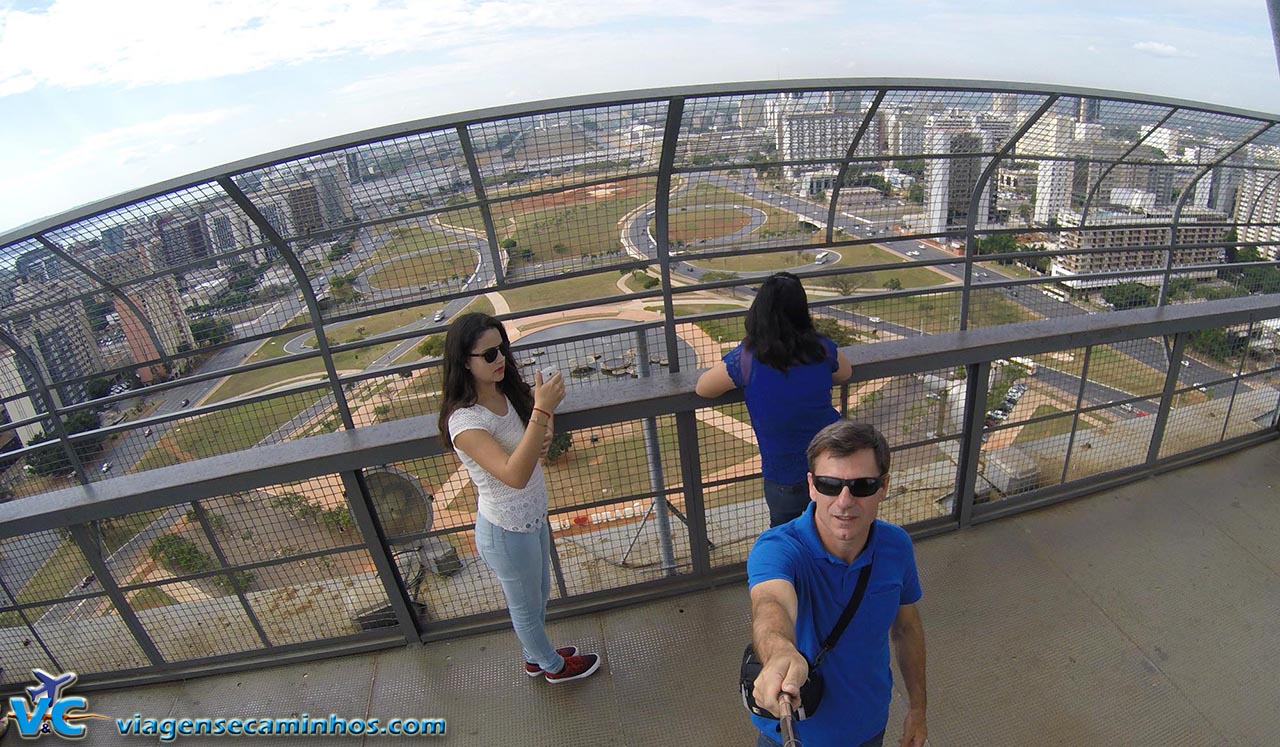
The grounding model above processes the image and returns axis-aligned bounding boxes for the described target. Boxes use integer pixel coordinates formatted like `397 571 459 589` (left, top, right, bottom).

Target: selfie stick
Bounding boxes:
779 692 801 747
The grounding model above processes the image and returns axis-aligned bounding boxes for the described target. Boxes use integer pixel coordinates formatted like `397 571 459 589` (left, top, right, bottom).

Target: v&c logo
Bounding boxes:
5 669 108 740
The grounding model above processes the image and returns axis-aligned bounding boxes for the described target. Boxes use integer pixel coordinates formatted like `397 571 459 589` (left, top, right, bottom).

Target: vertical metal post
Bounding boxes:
955 361 991 527
826 90 886 243
636 330 677 575
1147 333 1189 465
546 524 569 599
654 98 686 372
217 177 355 429
68 523 164 666
188 502 272 647
0 572 61 671
458 125 508 287
1061 346 1095 485
340 470 422 638
674 410 712 577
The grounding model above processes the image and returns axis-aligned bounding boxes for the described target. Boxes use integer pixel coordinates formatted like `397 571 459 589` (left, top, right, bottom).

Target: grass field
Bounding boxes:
499 271 632 312
366 247 478 290
135 395 323 471
849 290 1037 334
668 206 752 244
366 224 462 265
1013 405 1090 444
1029 346 1170 400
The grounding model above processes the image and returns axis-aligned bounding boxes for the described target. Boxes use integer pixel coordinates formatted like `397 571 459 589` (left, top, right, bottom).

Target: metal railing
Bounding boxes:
2 80 1280 688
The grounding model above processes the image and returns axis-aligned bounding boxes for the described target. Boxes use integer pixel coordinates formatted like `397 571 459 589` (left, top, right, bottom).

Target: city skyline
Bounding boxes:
1 0 1277 236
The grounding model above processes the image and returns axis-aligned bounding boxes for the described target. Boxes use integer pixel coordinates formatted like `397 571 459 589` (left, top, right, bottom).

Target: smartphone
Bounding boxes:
540 366 559 381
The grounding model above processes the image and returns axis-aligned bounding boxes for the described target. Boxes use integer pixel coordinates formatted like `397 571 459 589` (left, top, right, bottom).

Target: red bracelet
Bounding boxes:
532 407 552 418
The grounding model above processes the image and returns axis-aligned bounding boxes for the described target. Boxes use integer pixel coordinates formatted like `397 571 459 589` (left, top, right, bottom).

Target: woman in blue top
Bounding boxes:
696 272 853 527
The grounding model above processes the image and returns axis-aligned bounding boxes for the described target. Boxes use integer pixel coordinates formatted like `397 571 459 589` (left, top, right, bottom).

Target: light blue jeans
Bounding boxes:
473 513 564 673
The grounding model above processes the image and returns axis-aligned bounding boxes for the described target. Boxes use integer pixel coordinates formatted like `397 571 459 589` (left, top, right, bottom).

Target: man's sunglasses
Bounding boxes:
812 475 885 498
468 345 504 364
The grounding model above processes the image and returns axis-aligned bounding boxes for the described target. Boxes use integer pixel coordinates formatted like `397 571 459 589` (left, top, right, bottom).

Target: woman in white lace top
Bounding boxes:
438 313 601 684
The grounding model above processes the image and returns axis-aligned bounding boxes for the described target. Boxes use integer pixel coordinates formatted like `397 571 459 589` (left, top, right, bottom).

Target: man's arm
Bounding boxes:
891 603 927 747
749 579 808 718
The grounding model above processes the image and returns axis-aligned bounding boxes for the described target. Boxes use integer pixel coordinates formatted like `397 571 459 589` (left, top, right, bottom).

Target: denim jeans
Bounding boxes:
473 513 564 673
756 727 884 747
762 479 811 528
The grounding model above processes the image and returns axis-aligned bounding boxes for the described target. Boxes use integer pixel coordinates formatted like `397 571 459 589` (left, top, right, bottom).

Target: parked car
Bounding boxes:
100 462 112 474
180 398 190 408
867 316 883 324
144 427 153 437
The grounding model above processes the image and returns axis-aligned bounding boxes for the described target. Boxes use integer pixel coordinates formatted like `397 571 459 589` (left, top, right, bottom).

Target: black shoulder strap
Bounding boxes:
811 528 876 670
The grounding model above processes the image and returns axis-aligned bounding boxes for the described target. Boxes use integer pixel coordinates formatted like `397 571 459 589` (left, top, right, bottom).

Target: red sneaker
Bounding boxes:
544 653 601 684
524 646 579 677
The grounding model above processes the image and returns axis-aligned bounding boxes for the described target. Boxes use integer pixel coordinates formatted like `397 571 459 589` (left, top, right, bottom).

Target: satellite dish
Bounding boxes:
363 466 433 539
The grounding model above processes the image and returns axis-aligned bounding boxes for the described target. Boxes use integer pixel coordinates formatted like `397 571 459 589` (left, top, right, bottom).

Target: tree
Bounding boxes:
882 277 903 291
552 242 569 255
24 411 105 477
829 274 863 296
500 238 518 250
191 318 234 346
813 317 854 346
85 377 113 400
546 431 573 462
416 334 445 358
907 183 925 204
1100 282 1157 310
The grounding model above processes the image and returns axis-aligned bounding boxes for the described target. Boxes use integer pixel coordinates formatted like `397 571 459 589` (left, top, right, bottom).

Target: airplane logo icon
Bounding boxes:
25 669 77 704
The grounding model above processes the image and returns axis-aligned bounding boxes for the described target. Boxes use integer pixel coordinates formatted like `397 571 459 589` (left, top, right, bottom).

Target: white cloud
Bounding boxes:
0 0 840 94
1133 41 1183 57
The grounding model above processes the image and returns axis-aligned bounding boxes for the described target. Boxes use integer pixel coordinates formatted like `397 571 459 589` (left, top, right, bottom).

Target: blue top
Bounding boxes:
723 336 840 484
747 505 922 747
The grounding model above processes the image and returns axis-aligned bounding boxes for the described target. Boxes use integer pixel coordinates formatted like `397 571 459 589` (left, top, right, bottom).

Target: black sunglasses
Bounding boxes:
468 345 504 364
812 475 885 498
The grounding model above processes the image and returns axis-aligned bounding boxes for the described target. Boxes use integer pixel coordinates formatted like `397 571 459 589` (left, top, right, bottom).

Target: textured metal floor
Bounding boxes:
4 442 1277 746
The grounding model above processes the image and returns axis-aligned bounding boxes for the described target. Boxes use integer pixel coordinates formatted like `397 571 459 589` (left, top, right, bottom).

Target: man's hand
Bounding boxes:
900 707 926 746
752 647 808 719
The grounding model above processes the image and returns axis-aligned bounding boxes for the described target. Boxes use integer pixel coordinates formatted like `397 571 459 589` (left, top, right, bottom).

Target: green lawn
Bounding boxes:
1013 405 1090 444
499 271 631 312
367 247 478 290
302 306 443 348
135 395 324 471
0 506 171 626
668 206 752 243
367 225 461 265
850 290 1036 334
488 178 657 267
1029 346 1169 399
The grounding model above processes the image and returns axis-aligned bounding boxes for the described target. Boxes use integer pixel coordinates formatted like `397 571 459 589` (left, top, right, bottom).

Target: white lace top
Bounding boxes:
448 398 548 533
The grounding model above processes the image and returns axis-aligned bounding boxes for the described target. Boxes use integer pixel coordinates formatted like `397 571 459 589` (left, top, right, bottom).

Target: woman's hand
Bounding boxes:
533 370 565 413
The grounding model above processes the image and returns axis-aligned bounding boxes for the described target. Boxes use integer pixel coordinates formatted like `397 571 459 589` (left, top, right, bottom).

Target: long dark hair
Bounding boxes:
437 312 533 447
743 272 826 369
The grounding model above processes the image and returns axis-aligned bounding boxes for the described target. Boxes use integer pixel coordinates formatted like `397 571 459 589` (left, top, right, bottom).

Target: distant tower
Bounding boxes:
1077 98 1101 124
991 93 1018 119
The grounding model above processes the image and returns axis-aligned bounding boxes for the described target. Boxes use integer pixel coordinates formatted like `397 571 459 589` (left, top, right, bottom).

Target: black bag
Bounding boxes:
739 560 873 721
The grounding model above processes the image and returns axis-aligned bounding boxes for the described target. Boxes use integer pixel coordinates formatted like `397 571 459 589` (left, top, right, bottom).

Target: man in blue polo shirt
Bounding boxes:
748 421 927 747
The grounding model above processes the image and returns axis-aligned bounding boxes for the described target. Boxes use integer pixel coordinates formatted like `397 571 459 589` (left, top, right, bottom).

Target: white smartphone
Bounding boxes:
540 366 559 381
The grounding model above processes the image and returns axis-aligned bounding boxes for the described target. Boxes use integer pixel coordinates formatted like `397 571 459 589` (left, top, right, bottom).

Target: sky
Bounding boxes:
1 0 1278 237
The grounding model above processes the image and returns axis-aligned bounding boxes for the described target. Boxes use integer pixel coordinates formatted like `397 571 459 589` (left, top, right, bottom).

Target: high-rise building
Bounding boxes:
7 279 105 414
991 93 1019 120
153 214 213 269
95 249 195 382
779 111 869 179
101 225 127 256
1034 161 1074 224
0 345 42 445
1234 169 1280 260
1052 208 1227 287
1077 98 1102 124
736 98 768 129
924 114 995 233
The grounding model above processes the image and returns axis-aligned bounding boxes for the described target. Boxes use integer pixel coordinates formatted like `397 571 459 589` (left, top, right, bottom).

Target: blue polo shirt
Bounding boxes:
747 505 922 747
724 337 841 484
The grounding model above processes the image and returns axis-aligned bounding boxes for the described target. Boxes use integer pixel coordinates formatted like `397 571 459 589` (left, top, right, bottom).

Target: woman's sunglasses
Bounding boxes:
811 475 885 498
468 345 504 364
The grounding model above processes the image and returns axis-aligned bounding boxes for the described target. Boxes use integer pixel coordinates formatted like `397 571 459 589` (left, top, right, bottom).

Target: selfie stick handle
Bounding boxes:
779 692 801 747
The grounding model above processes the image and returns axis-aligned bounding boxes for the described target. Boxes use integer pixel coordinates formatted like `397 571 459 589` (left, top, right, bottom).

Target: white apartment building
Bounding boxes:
1051 209 1227 288
1234 168 1280 260
923 114 997 233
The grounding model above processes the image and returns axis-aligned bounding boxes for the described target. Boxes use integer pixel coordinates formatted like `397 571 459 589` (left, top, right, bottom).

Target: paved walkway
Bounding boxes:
6 440 1276 746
